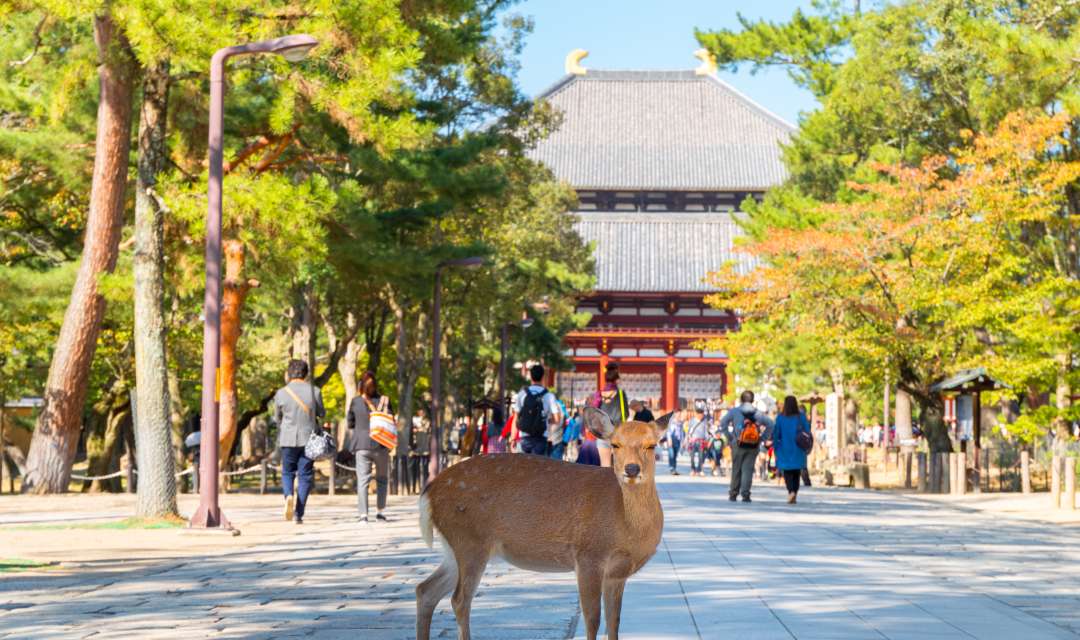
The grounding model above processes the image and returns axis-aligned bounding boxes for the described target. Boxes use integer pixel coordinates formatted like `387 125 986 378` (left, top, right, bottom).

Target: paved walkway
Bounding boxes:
2 470 1080 639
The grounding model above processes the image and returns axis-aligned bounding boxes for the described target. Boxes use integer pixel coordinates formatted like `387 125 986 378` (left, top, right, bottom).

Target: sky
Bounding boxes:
510 0 820 126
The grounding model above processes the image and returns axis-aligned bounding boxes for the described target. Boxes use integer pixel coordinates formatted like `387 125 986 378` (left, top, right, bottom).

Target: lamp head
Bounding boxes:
439 256 486 269
271 34 318 62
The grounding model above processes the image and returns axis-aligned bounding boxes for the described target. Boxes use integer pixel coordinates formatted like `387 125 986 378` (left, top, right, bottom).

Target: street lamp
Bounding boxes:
190 34 319 531
497 313 537 416
428 256 486 482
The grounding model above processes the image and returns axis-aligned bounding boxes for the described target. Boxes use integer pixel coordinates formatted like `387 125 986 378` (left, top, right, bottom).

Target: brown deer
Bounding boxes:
416 407 671 640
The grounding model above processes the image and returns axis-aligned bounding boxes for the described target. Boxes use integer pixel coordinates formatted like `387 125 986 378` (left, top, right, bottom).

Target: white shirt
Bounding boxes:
513 385 563 432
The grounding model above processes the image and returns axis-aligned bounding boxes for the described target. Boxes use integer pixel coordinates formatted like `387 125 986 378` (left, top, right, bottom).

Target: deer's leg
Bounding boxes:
416 554 458 640
602 577 627 640
450 551 488 640
575 565 604 640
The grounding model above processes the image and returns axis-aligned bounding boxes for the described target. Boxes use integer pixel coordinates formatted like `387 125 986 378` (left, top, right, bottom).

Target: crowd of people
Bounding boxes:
268 357 818 525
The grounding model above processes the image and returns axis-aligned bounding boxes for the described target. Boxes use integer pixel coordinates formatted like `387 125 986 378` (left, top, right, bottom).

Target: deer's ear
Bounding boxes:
583 407 616 439
651 411 674 438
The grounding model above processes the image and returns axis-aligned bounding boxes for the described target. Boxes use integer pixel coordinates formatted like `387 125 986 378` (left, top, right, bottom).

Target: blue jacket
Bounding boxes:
773 412 810 471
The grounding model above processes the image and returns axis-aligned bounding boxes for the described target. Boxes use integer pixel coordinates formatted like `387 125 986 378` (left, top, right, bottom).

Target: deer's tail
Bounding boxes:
419 491 435 548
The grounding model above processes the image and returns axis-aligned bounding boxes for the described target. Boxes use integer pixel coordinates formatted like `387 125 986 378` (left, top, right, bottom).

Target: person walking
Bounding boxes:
274 359 325 524
720 390 774 503
512 364 562 456
686 405 710 477
590 363 629 468
661 410 684 475
549 395 569 461
347 371 394 523
774 395 811 504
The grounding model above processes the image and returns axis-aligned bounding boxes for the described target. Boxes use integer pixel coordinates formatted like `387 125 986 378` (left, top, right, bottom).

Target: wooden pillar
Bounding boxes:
971 392 981 494
916 452 927 492
941 452 951 494
959 448 967 494
664 354 677 412
1021 450 1031 494
598 340 610 391
1065 458 1076 511
1051 455 1062 508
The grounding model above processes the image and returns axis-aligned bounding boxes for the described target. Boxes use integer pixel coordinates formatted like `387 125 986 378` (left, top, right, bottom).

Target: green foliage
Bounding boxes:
697 1 1080 426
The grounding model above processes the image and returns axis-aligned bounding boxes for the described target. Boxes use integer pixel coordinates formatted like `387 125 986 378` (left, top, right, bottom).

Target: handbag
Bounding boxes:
796 424 814 453
283 384 336 461
366 396 397 450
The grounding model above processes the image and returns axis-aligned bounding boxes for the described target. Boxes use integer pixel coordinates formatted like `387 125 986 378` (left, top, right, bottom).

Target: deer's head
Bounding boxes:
584 407 673 486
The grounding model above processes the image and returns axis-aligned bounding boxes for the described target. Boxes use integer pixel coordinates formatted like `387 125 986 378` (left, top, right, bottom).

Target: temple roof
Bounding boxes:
575 212 753 292
531 70 794 191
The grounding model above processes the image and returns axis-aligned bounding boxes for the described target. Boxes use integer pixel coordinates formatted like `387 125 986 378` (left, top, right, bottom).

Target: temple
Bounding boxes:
529 51 793 411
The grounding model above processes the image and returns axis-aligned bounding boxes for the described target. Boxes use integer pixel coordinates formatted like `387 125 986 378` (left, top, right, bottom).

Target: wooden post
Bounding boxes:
124 452 135 494
1051 455 1061 508
929 452 940 493
942 452 951 494
956 452 966 495
1021 450 1031 494
328 423 337 496
902 451 913 489
259 458 267 495
916 452 928 493
1065 457 1076 512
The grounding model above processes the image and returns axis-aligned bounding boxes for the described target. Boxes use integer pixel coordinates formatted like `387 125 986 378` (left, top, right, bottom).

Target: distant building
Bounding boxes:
530 51 793 411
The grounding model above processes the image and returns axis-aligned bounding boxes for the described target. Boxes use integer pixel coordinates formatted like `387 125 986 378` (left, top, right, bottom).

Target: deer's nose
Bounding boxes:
624 463 641 478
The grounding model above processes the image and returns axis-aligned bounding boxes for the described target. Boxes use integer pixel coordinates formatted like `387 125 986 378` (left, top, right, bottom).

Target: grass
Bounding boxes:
0 558 57 573
10 516 186 531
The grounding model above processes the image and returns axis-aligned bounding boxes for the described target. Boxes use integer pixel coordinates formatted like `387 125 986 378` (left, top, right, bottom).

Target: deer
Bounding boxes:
416 407 671 640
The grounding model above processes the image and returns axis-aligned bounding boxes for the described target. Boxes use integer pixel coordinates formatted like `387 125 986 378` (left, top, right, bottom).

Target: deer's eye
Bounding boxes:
645 445 656 451
611 444 621 450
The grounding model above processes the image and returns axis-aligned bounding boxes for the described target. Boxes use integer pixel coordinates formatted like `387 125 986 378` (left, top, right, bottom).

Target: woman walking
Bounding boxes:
274 359 325 525
686 406 710 477
774 395 811 504
347 371 394 523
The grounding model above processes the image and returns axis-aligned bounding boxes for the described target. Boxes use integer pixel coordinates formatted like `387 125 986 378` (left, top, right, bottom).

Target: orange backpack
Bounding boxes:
738 413 761 448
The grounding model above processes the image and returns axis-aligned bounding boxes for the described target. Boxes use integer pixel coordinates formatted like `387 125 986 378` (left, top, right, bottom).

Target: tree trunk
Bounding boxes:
218 239 258 468
23 13 136 494
166 369 186 468
1054 351 1072 451
83 387 130 493
336 312 361 449
391 295 417 450
289 281 318 376
132 59 177 517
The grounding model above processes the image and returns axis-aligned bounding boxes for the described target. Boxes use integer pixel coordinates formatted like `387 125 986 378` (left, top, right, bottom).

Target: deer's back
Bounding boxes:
426 454 623 571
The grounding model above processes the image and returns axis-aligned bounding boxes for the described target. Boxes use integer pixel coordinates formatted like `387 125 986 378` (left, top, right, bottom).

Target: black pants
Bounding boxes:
782 469 801 494
520 435 549 456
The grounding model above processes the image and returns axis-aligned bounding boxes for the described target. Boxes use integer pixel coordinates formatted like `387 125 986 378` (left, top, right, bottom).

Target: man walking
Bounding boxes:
720 390 773 503
513 364 562 456
274 359 325 524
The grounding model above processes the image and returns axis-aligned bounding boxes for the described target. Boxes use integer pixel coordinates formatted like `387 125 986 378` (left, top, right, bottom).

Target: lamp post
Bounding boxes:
428 256 485 482
190 35 319 530
498 314 535 417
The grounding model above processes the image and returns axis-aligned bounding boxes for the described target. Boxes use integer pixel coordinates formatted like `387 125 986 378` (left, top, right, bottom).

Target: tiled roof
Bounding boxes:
531 70 794 191
575 212 755 292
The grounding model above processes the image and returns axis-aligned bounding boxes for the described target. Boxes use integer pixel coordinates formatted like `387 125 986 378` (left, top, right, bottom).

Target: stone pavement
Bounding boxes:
2 470 1080 639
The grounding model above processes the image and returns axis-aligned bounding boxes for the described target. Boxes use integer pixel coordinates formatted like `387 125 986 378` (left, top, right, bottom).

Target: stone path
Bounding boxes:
3 470 1080 639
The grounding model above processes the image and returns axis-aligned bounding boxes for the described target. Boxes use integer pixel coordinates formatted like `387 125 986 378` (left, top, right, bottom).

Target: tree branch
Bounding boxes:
9 15 47 68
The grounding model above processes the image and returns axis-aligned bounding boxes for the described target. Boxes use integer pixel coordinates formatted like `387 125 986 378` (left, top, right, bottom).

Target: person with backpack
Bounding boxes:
589 362 630 468
512 364 563 456
347 371 394 523
773 395 812 504
273 359 325 524
549 396 569 461
719 390 774 502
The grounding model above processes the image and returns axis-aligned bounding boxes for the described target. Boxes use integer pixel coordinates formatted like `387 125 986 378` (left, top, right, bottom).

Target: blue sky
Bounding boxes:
511 0 819 126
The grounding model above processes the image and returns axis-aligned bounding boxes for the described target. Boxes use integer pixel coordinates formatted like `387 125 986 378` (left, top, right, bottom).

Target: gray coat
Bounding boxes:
720 403 774 447
274 381 325 448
